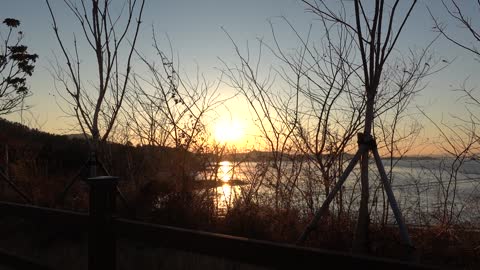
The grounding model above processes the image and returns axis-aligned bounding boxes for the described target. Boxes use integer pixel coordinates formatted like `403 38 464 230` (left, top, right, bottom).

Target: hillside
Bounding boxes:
0 118 202 207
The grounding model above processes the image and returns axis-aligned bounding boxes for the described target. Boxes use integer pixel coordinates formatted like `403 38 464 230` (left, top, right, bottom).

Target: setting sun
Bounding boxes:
214 119 244 143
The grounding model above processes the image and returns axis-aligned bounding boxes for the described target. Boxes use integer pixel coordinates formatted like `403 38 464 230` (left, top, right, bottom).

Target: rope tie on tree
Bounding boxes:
357 133 376 150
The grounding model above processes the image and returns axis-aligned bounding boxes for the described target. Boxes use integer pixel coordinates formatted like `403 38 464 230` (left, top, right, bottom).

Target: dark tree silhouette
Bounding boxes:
297 0 424 252
45 0 145 176
0 18 38 115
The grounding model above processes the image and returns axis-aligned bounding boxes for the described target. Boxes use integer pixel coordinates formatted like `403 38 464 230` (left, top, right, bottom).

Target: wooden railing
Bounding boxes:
0 176 437 270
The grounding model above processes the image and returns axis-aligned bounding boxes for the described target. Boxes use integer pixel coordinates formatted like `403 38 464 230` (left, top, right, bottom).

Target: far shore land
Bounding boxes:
193 179 246 189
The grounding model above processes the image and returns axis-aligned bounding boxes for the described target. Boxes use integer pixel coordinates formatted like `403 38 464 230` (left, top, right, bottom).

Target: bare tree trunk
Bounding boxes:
354 92 375 252
89 136 99 178
4 144 8 178
355 150 370 251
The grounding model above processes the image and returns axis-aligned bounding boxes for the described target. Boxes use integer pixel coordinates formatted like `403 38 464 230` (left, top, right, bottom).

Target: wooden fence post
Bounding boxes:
83 176 118 270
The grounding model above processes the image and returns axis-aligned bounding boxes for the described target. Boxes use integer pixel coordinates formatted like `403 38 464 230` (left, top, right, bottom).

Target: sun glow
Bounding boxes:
214 119 244 143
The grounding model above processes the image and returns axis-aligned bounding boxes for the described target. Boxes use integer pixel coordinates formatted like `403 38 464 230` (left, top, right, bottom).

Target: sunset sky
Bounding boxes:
2 0 480 154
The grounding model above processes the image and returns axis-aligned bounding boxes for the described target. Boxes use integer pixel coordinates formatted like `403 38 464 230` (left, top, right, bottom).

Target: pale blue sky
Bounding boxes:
2 0 480 152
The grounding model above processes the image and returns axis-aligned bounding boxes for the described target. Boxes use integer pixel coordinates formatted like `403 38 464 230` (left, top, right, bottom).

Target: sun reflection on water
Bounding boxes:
218 161 233 182
221 183 232 201
215 161 241 216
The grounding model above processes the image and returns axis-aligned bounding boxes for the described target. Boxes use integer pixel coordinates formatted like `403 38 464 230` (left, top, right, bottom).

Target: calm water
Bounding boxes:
197 158 480 224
